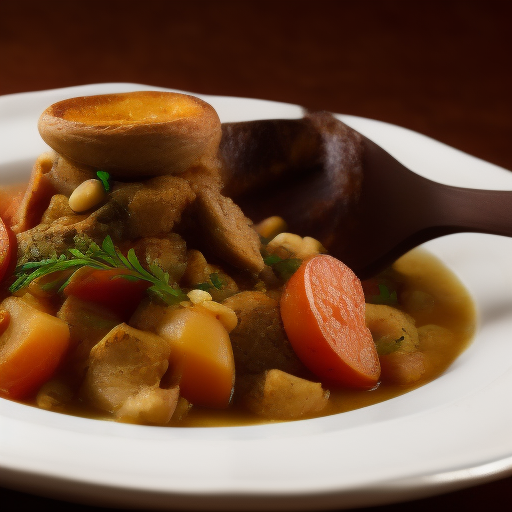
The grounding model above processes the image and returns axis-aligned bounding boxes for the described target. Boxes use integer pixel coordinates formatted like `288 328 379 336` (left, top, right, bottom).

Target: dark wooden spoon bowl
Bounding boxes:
220 112 512 279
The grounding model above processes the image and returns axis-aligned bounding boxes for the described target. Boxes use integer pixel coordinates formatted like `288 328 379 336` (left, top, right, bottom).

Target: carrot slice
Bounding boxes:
280 255 380 388
0 297 70 399
64 267 150 320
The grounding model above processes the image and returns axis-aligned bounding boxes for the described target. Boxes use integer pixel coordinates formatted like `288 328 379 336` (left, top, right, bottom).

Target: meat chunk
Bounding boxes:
194 186 264 273
222 291 305 378
40 194 79 224
112 175 195 239
81 323 178 425
16 200 127 264
45 155 96 197
132 234 188 284
181 249 239 302
240 369 329 420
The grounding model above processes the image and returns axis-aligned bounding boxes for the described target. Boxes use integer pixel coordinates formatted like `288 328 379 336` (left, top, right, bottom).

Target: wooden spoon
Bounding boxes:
220 112 512 279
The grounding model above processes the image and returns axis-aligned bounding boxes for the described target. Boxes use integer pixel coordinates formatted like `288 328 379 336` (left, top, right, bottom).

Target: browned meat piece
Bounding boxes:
181 249 214 285
222 291 305 379
181 249 239 302
218 112 363 251
10 153 57 234
240 369 329 420
81 323 178 425
16 200 127 263
112 175 195 239
40 194 79 224
132 234 188 284
45 155 96 197
57 296 123 381
194 186 264 273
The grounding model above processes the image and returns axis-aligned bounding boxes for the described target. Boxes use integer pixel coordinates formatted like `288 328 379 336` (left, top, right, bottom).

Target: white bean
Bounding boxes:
68 179 107 212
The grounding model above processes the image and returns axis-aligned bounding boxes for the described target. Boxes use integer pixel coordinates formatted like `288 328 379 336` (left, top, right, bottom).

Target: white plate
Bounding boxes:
0 84 511 510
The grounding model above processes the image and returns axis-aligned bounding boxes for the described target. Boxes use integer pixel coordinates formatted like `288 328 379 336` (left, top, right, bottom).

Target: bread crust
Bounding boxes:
38 91 221 178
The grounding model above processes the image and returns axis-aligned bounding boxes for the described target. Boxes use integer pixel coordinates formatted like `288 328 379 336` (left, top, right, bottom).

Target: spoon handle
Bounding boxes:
432 185 512 238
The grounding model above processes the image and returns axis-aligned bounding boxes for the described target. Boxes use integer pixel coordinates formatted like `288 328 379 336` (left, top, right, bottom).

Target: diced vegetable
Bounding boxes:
153 306 235 408
365 303 425 384
379 351 426 384
0 297 70 399
64 267 150 319
280 255 380 388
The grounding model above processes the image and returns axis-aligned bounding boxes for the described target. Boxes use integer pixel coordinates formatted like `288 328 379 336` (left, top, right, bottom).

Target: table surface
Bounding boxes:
0 0 511 510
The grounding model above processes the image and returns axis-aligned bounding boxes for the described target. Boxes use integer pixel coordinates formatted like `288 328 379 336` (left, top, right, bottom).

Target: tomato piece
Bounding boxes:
0 297 70 399
64 268 150 319
280 255 380 388
0 216 16 284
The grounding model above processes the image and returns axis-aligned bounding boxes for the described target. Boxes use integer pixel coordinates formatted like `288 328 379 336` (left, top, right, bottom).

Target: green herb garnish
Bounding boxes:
370 283 398 305
375 335 405 356
195 272 226 292
264 254 302 281
96 170 111 192
263 254 282 266
9 235 187 305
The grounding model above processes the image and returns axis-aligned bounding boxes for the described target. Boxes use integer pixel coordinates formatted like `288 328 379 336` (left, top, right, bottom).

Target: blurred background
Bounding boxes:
0 0 511 510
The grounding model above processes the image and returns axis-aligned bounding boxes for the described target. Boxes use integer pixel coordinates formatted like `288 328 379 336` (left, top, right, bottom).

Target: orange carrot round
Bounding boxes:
0 297 70 399
280 255 380 388
64 268 150 320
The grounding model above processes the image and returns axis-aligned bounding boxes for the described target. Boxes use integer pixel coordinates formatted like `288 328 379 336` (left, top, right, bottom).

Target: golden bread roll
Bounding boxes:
38 91 221 178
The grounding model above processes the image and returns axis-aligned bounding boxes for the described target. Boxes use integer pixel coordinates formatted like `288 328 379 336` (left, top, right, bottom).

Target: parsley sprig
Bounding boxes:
263 254 302 281
9 235 187 305
96 170 111 192
195 272 226 292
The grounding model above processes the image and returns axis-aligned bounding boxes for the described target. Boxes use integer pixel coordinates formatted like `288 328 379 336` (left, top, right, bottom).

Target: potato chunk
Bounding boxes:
81 323 177 425
241 369 329 420
365 303 425 384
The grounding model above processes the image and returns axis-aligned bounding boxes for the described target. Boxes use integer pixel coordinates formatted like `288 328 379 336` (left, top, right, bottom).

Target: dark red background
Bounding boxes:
0 1 511 510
